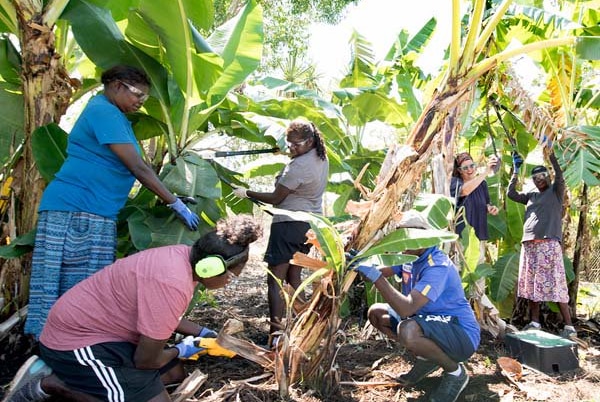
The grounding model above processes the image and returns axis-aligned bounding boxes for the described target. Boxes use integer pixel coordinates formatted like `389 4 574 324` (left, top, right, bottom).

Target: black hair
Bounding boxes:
101 65 151 87
287 120 327 161
189 215 262 267
452 152 473 178
531 165 548 175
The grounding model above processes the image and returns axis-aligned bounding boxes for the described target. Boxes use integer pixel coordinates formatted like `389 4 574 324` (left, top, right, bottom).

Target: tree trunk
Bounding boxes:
569 184 587 321
1 1 72 316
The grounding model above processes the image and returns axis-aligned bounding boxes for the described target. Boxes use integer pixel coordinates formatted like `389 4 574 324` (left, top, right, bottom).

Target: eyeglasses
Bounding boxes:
286 138 310 148
532 172 549 180
119 80 149 102
458 163 477 171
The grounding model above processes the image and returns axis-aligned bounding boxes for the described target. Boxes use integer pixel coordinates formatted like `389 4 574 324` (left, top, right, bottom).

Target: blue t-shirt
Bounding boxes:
398 247 480 350
39 95 140 219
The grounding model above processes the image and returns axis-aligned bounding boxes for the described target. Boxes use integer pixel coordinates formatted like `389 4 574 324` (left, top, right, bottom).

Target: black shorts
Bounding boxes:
389 311 476 363
264 221 311 266
40 342 176 402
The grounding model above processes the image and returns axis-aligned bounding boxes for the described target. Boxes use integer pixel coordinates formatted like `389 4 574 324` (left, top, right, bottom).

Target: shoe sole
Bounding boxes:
5 355 40 395
397 364 440 386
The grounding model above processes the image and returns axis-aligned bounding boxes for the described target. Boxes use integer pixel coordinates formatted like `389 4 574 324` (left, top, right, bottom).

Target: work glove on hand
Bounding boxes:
511 151 524 173
354 264 382 283
168 198 200 231
231 185 248 199
540 135 553 148
198 327 218 338
174 336 205 358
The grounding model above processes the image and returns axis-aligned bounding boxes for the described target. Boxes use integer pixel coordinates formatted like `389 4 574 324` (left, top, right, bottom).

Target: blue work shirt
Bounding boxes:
396 246 481 350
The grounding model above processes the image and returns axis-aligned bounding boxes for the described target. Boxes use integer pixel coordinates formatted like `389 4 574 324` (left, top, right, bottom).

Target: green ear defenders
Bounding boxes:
194 248 249 278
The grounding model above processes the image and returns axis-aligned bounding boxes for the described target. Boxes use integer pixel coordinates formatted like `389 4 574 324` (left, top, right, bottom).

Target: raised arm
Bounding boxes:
549 152 565 198
507 172 528 204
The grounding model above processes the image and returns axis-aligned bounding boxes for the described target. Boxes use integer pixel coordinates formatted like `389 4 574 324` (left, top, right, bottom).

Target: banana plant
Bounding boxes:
56 0 264 248
257 204 456 398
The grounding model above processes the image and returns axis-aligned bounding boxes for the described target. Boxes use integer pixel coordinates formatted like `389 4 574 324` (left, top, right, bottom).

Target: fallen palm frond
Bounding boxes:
214 319 275 370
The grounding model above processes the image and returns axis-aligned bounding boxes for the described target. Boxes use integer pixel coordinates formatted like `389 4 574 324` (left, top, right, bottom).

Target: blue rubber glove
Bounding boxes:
168 198 200 230
511 151 523 173
175 336 205 358
540 135 553 148
198 327 218 338
354 264 382 282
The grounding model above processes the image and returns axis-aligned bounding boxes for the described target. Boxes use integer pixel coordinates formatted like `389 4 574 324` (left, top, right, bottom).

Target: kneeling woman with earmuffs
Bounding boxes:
8 215 262 402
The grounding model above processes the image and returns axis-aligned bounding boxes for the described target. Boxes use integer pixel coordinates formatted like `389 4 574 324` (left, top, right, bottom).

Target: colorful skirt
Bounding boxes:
517 239 569 303
24 211 116 339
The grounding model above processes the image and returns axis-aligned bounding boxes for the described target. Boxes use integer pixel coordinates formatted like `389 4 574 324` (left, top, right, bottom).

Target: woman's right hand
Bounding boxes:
231 185 248 199
487 154 499 173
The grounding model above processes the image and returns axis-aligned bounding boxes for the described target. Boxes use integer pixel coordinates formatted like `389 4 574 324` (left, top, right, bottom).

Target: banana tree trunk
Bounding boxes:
1 0 72 315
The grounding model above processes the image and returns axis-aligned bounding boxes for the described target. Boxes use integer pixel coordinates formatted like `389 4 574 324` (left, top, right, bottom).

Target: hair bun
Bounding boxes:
216 215 263 246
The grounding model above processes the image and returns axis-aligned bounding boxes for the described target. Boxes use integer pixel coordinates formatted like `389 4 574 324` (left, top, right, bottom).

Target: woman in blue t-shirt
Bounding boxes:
25 65 199 340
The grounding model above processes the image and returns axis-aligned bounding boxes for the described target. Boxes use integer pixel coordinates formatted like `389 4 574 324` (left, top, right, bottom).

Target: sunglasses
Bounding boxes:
458 163 477 171
532 172 549 180
286 138 310 148
119 80 149 102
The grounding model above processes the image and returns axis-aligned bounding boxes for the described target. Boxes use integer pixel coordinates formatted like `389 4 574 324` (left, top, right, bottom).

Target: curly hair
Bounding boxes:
287 119 327 161
452 152 473 178
189 215 262 267
101 65 151 87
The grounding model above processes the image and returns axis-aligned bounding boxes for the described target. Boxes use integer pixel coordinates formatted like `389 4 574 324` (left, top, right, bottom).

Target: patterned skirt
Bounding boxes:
24 211 116 339
517 239 569 303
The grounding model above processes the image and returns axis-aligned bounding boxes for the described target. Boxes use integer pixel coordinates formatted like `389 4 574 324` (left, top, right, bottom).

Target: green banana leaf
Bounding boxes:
62 0 170 107
83 0 140 21
361 228 458 259
0 229 35 258
0 35 23 164
0 81 23 165
205 0 263 102
342 92 410 127
489 250 520 302
138 0 213 105
560 125 600 187
31 123 68 183
413 193 454 229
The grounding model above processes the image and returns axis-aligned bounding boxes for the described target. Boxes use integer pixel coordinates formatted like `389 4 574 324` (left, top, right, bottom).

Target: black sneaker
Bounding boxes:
397 358 440 386
429 362 469 402
3 355 52 402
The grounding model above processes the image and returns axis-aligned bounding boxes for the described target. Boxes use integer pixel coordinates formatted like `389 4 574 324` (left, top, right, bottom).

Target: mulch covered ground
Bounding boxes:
2 243 599 401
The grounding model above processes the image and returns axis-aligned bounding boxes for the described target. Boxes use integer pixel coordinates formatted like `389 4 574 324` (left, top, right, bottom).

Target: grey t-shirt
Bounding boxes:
273 148 329 223
507 154 564 242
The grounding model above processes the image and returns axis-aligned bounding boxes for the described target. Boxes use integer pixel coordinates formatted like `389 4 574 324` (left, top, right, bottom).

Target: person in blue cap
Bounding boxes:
352 210 480 402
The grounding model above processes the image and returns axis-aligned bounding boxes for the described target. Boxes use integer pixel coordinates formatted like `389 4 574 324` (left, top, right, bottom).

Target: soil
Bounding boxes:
2 236 599 401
